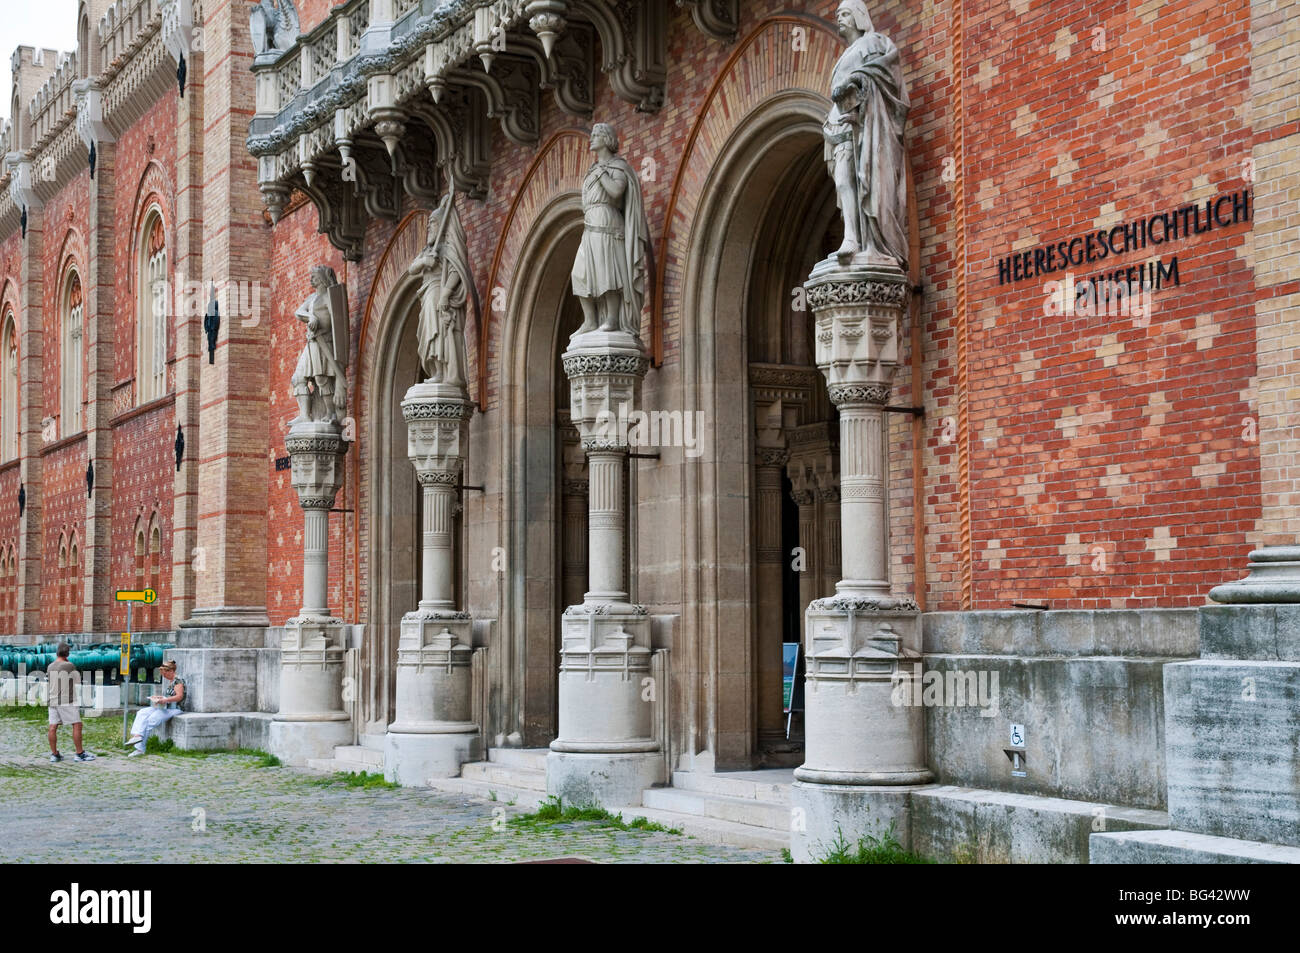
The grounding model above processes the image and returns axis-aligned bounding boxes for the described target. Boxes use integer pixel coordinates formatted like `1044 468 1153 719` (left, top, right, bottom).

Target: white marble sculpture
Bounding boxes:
824 0 910 267
570 123 651 339
290 265 348 424
251 0 300 56
408 193 473 389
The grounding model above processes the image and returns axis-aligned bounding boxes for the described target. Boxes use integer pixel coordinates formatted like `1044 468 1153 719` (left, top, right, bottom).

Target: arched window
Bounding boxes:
137 211 167 404
62 272 83 434
1 313 16 461
68 535 79 634
78 11 90 79
148 521 161 629
57 535 68 633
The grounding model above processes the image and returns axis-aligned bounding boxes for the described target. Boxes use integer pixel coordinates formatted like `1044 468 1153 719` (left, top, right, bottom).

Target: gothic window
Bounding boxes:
62 273 83 434
1 313 16 461
138 211 168 403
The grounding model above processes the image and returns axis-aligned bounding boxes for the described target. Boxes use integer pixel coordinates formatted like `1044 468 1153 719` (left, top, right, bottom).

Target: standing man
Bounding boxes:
47 643 96 763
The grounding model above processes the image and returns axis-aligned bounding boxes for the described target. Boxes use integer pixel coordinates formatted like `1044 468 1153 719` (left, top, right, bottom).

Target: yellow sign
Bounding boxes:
115 588 156 604
119 632 130 677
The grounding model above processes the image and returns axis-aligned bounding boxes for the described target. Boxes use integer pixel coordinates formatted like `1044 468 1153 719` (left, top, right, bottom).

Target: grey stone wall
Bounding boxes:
921 609 1199 811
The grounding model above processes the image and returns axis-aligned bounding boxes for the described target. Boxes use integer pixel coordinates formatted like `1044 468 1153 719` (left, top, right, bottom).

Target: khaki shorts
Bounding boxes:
48 705 81 725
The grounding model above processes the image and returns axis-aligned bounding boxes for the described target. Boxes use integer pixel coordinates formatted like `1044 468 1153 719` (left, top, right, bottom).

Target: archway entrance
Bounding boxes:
364 279 465 736
499 199 589 748
745 139 841 765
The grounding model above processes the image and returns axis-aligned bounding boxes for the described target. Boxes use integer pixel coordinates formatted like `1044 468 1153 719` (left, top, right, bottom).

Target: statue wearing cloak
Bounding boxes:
408 194 472 389
291 266 347 424
570 123 651 338
824 1 910 268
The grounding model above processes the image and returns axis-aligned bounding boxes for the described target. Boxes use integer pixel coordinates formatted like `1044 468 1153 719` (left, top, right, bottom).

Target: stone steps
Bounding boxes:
641 786 792 831
671 769 794 805
609 804 790 851
305 744 385 775
426 748 550 805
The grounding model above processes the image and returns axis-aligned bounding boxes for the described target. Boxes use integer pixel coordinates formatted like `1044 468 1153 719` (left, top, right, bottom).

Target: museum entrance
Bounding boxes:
504 205 588 748
745 139 842 765
364 277 466 736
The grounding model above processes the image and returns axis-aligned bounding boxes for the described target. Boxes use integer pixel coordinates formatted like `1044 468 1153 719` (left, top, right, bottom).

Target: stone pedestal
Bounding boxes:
548 332 662 807
792 255 930 862
384 382 479 786
269 420 351 765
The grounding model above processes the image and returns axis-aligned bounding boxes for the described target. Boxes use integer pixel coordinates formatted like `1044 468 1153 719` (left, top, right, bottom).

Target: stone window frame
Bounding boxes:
1 311 16 462
61 270 84 436
137 207 168 405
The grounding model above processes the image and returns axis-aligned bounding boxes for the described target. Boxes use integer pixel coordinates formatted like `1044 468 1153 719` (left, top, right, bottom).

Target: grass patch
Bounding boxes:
816 823 933 864
308 770 399 790
510 796 681 835
139 737 279 766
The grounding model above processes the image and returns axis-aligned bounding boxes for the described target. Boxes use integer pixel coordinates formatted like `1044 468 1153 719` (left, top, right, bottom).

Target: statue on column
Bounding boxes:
290 265 349 424
570 123 652 339
823 0 910 268
408 192 474 389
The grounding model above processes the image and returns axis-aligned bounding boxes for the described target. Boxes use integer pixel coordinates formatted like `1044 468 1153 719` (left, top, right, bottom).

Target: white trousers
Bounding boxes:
131 706 180 752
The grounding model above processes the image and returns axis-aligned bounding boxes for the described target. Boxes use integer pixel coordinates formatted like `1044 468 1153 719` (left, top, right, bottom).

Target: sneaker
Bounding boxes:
49 752 62 763
75 751 96 762
128 750 145 758
125 737 142 748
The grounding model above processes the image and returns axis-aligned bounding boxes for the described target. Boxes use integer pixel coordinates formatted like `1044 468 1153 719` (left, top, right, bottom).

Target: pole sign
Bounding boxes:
114 588 152 744
115 588 157 604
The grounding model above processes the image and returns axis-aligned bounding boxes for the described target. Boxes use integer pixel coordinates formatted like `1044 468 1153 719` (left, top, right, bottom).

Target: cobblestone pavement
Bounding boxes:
0 709 779 864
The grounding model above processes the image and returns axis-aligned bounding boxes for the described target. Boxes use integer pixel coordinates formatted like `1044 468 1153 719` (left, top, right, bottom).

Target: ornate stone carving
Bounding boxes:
677 0 740 41
561 352 650 378
822 1 910 267
808 594 919 613
252 0 300 56
827 382 891 406
806 277 909 310
290 266 349 424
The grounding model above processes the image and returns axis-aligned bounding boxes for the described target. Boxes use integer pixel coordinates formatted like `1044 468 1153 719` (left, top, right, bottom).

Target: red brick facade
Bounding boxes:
0 0 1292 638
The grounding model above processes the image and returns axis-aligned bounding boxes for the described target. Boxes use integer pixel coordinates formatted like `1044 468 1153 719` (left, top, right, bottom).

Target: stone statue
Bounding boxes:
570 123 651 339
250 0 300 56
408 193 473 389
291 266 348 424
823 0 910 268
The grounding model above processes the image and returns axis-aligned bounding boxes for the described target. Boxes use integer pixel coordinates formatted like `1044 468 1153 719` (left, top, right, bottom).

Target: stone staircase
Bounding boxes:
305 734 386 775
430 750 792 850
616 770 793 850
427 748 551 808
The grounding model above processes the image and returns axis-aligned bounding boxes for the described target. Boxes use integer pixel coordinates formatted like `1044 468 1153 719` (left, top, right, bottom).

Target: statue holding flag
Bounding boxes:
409 192 476 389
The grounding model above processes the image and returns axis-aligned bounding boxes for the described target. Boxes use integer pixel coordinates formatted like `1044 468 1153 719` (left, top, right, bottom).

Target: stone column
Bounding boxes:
559 414 590 610
384 383 478 785
268 420 351 764
791 257 931 862
547 333 662 807
755 446 789 752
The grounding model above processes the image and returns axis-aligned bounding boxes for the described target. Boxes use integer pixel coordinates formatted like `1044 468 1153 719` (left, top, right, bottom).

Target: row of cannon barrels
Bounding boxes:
0 642 173 678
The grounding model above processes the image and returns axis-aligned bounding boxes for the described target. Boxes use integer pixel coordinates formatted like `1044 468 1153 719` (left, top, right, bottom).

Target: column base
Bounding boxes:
789 779 915 864
177 606 271 629
800 602 930 784
1208 545 1300 603
545 749 663 809
384 728 480 786
268 716 352 766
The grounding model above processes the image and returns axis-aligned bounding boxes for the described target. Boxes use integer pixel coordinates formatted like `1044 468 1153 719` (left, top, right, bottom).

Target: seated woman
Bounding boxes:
125 659 185 757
